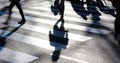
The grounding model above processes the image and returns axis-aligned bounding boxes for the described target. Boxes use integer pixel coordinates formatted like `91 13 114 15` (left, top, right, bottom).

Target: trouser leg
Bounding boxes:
15 2 25 20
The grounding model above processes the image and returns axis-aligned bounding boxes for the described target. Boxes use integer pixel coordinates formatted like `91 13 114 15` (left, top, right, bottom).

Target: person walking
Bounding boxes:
54 0 65 19
111 0 120 42
9 0 26 24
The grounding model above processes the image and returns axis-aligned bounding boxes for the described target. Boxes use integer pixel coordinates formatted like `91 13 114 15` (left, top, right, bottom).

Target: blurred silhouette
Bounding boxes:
111 0 120 43
96 0 105 7
97 0 115 17
49 19 68 62
8 0 26 24
51 0 65 19
86 0 101 21
70 0 88 20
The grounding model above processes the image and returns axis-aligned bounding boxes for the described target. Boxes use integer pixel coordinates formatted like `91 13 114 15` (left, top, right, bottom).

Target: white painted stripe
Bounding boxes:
0 19 92 42
10 13 111 34
28 6 115 20
0 46 38 63
27 4 115 20
0 30 69 51
60 55 89 63
50 54 89 63
23 5 114 28
0 6 114 28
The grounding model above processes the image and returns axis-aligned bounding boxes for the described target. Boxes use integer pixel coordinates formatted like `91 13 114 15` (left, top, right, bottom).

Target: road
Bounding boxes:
0 0 120 63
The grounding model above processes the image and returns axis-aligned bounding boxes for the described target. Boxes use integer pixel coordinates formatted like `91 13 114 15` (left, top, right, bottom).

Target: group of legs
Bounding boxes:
7 0 120 43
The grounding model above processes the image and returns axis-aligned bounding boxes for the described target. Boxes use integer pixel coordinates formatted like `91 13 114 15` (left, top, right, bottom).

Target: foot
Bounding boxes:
18 19 26 24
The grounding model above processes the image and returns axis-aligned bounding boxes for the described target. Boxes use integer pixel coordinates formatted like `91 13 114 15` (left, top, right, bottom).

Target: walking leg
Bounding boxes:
15 2 26 24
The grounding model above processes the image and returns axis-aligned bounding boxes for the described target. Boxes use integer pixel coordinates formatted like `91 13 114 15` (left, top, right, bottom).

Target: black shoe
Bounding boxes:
18 20 26 24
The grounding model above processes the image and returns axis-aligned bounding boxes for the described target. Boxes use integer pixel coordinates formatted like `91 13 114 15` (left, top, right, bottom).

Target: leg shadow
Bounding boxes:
0 6 9 16
0 24 23 51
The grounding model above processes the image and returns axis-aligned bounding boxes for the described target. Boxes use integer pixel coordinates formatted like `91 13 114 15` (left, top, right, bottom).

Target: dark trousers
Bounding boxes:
114 6 120 35
9 2 25 20
54 0 65 19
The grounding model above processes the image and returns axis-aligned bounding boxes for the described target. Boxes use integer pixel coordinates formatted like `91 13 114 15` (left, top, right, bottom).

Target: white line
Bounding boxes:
27 3 115 19
60 55 89 63
11 13 111 34
0 30 69 51
0 6 114 28
50 54 89 63
0 46 38 63
0 30 88 63
0 18 92 42
11 20 93 42
23 5 114 28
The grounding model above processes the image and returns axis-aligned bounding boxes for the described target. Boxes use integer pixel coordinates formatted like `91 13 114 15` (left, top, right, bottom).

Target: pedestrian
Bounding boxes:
54 0 65 19
9 0 26 24
111 0 120 42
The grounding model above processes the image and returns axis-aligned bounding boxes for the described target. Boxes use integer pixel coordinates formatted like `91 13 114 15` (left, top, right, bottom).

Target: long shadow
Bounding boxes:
49 19 68 62
0 24 23 51
85 0 120 60
0 6 9 16
70 0 88 20
0 4 23 51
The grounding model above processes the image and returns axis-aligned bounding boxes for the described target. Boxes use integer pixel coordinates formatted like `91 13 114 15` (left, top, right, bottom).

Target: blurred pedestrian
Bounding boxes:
9 0 26 24
111 0 120 41
54 0 65 19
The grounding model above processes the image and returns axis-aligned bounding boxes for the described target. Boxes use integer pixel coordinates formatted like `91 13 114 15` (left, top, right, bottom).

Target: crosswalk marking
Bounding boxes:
23 4 114 27
0 1 115 63
0 19 92 42
0 6 114 28
26 6 113 21
50 54 89 63
60 55 89 63
0 29 69 51
28 5 115 20
28 3 114 15
10 12 111 34
0 46 38 63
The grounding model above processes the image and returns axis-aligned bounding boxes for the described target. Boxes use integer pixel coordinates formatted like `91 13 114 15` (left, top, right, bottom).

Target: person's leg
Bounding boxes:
115 7 120 33
15 2 26 24
59 0 64 19
114 6 120 42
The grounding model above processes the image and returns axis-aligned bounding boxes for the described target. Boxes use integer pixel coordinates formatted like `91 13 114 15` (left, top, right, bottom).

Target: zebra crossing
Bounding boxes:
0 0 115 63
0 46 38 63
